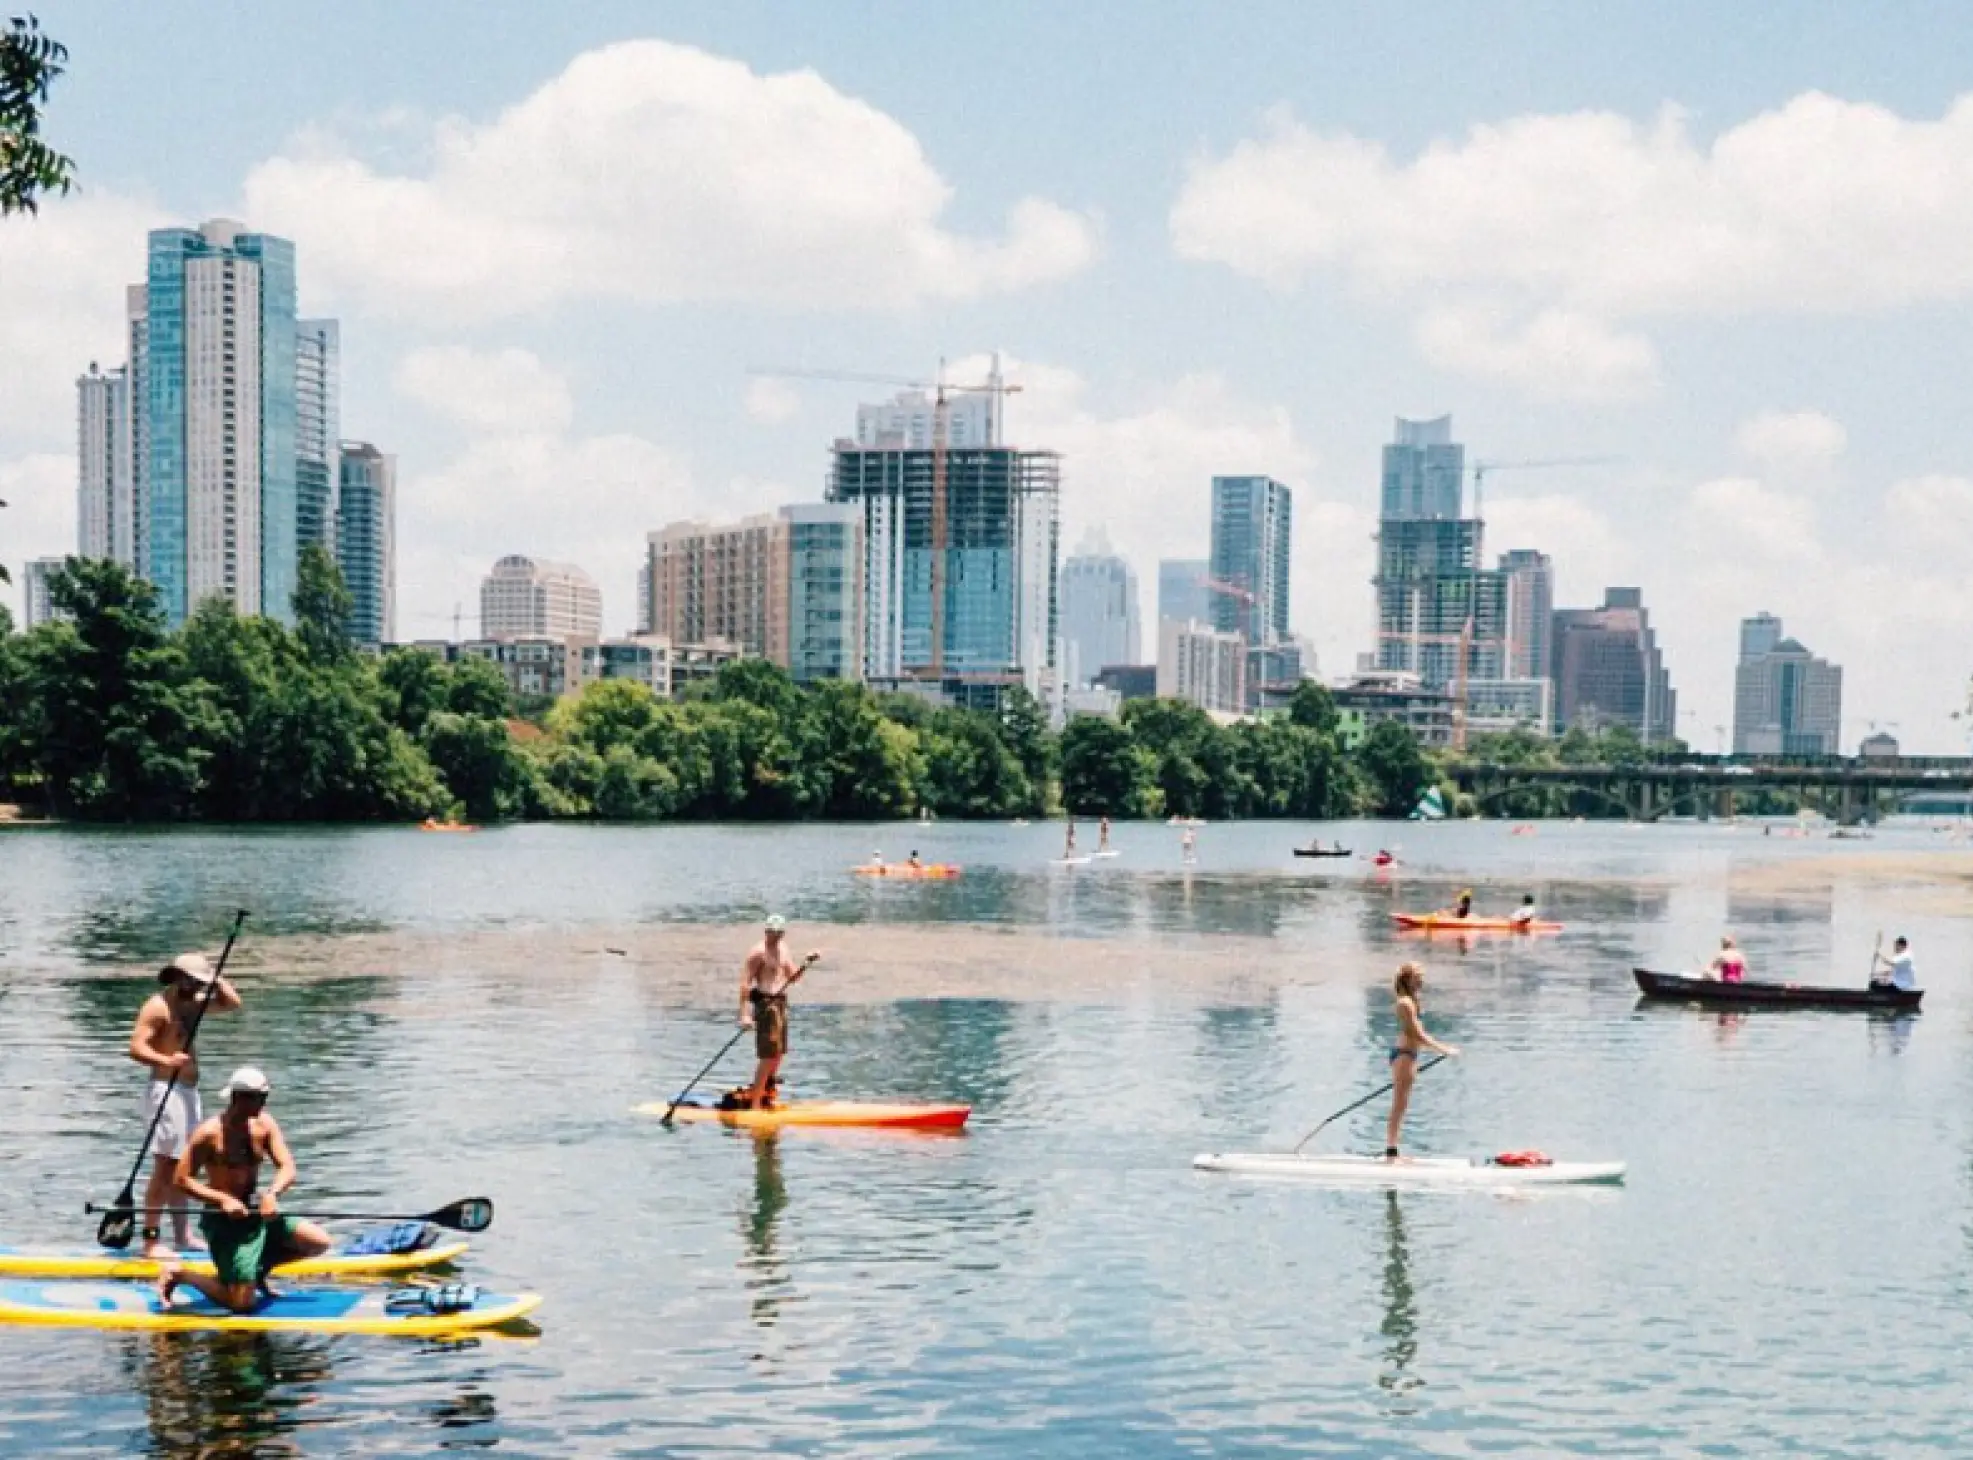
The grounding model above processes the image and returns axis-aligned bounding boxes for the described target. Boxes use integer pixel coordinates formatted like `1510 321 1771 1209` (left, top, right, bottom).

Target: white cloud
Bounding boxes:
1415 305 1659 400
1685 476 1823 563
394 346 574 434
743 378 803 425
2 453 77 618
0 191 163 449
1172 92 1973 393
242 39 1098 321
1734 410 1847 471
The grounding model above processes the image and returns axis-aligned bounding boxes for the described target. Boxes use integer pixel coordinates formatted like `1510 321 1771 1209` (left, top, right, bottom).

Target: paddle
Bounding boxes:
96 909 249 1250
658 952 819 1125
1290 1054 1448 1155
88 1196 495 1234
1868 929 1883 987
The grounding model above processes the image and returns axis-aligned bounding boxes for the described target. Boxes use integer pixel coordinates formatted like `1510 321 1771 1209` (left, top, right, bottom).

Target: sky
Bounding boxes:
6 1 1973 749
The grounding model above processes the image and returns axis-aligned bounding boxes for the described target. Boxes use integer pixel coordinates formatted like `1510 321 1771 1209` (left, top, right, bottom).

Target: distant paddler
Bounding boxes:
1387 963 1459 1160
129 952 242 1259
737 916 821 1110
1706 936 1747 983
1181 825 1197 863
156 1067 332 1312
1509 894 1538 928
1870 936 1918 993
1437 889 1475 921
906 849 924 871
1098 817 1112 854
1063 819 1078 860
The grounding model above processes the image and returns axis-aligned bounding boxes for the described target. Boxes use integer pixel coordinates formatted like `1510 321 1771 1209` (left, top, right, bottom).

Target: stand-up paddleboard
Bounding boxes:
1091 850 1121 859
640 1099 970 1131
0 1280 540 1336
1051 856 1093 867
1393 914 1564 934
1193 1152 1625 1187
0 1229 468 1281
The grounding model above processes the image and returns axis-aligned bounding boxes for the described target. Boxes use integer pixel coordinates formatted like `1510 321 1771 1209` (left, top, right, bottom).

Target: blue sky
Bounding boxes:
6 2 1973 747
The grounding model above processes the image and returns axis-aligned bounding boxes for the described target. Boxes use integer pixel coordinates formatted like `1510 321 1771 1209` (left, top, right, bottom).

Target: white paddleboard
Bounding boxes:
1193 1152 1626 1187
1091 850 1120 859
1051 856 1093 866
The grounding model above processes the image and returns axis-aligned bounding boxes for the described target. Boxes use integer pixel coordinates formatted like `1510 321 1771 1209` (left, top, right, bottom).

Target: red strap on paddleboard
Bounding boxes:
1493 1150 1553 1167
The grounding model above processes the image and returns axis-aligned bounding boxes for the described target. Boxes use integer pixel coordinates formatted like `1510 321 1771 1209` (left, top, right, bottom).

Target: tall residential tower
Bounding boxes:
336 442 396 648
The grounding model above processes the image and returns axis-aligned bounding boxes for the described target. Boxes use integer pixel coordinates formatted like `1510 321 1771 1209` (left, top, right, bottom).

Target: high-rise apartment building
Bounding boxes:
141 219 299 625
1157 618 1246 717
1738 611 1784 664
22 558 63 629
1733 621 1842 755
1158 558 1211 627
480 555 602 642
855 363 1006 451
647 513 787 660
336 443 395 648
1208 475 1292 649
1059 539 1141 686
827 438 1059 706
1374 416 1507 690
1498 549 1553 683
1551 587 1677 742
782 503 863 684
76 363 137 569
295 319 341 554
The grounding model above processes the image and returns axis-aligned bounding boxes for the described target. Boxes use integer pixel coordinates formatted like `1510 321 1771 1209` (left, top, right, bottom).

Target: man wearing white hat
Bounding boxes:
158 1066 332 1313
127 952 243 1259
735 915 820 1110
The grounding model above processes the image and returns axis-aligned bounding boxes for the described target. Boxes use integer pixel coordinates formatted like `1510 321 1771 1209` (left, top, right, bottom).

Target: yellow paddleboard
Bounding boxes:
0 1239 468 1281
0 1280 540 1336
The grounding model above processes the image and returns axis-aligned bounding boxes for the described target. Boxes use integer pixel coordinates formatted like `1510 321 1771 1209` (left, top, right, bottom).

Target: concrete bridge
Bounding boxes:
1444 756 1973 825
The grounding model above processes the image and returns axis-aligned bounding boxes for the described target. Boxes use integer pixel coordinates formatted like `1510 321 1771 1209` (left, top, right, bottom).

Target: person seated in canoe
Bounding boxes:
1706 936 1747 983
868 850 885 875
1387 963 1460 1160
156 1067 332 1312
1436 890 1475 921
1870 936 1918 992
906 850 924 871
1509 895 1537 927
736 915 820 1110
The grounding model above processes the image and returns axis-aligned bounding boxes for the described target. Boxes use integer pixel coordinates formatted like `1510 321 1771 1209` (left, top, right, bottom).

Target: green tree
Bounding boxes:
445 655 512 719
1355 719 1430 818
920 709 1032 818
1060 715 1158 817
803 679 916 818
423 711 533 822
710 658 801 719
1285 680 1339 735
997 686 1054 813
292 544 354 665
1 15 75 216
378 648 451 736
25 560 209 818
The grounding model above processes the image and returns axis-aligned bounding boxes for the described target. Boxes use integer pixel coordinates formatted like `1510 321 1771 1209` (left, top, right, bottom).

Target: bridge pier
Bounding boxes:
1716 788 1735 821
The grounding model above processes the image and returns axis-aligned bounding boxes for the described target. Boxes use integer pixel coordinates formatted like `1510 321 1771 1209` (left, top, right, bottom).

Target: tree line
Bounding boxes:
0 556 1462 824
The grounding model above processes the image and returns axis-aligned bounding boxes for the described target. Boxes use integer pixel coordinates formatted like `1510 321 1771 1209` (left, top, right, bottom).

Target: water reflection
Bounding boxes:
124 1330 331 1458
1376 1192 1423 1411
741 1134 793 1330
1868 1012 1919 1056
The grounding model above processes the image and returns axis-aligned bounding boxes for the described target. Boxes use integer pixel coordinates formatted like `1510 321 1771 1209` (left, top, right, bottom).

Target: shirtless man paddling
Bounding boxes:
157 1067 331 1312
738 916 821 1110
128 952 242 1259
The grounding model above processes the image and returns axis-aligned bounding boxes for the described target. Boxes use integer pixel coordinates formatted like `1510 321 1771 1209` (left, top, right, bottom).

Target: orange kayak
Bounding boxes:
638 1099 971 1130
852 864 962 879
1393 914 1563 933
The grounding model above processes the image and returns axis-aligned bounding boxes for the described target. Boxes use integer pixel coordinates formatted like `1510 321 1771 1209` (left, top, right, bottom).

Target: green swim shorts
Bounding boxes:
199 1211 302 1286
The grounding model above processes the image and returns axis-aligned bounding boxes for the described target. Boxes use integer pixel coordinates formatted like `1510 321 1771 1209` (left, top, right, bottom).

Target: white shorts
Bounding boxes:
142 1082 202 1161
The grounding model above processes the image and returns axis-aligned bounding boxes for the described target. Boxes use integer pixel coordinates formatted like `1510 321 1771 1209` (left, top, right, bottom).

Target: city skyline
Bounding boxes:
6 7 1973 744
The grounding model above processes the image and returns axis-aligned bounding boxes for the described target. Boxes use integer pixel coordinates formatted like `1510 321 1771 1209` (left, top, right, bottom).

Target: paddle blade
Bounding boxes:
95 1194 137 1251
429 1197 495 1233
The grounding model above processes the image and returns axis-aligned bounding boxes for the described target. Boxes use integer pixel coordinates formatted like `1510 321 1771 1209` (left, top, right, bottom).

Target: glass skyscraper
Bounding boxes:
141 219 299 625
1059 542 1142 685
1208 476 1292 649
336 442 395 648
296 319 341 555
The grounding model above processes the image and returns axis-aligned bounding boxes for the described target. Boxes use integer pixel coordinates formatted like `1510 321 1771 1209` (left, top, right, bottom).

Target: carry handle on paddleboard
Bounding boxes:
96 910 250 1250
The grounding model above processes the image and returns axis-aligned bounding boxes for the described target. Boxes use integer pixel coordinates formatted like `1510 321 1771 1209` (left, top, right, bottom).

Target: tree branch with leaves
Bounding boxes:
2 13 76 216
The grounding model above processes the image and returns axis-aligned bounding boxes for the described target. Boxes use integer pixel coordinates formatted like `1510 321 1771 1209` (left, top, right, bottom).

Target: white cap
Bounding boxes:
159 953 215 986
225 1066 271 1097
764 915 787 934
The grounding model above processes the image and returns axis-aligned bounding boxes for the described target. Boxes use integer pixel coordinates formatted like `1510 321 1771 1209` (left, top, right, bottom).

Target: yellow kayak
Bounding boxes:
0 1238 468 1281
0 1280 539 1336
638 1099 971 1131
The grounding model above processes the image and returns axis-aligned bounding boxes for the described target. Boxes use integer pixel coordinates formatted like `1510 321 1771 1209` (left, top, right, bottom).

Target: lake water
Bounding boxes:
1 818 1969 1456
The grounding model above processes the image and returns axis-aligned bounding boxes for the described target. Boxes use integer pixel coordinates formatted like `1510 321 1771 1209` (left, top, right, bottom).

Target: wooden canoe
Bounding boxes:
1632 967 1922 1010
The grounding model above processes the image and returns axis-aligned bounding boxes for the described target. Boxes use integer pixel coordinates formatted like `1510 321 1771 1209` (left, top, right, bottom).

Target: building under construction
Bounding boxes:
827 442 1060 709
1373 417 1507 689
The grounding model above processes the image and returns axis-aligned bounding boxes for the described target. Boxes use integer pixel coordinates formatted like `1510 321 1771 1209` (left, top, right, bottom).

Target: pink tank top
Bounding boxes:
1719 954 1745 983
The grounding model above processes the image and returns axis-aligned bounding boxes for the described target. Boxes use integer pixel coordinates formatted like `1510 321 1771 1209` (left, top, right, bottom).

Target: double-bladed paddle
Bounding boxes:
87 1196 496 1234
658 952 820 1125
95 909 249 1250
1290 1053 1448 1155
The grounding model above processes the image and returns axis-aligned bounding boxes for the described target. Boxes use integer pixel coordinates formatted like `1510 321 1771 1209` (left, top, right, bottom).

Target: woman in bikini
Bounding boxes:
1387 962 1459 1160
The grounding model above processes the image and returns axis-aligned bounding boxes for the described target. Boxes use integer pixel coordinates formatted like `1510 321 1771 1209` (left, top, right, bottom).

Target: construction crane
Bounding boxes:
747 360 1021 678
1469 456 1619 516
